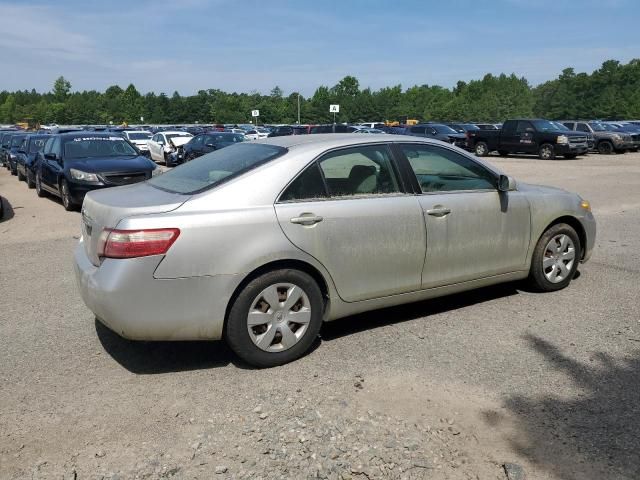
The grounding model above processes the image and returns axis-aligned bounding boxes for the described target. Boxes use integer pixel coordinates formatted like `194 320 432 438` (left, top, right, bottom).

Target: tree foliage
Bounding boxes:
1 59 639 126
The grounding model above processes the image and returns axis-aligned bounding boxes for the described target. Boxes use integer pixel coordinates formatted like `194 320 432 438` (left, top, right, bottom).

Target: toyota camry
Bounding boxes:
74 135 596 367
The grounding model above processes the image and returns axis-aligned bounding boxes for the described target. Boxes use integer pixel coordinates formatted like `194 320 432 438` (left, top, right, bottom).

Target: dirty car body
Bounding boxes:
74 134 596 366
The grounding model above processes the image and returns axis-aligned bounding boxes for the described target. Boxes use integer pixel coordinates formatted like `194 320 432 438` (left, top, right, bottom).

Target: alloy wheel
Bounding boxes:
543 234 576 283
246 283 312 352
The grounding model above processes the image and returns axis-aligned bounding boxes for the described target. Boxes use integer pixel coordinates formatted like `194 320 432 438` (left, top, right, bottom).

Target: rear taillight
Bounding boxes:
99 228 180 259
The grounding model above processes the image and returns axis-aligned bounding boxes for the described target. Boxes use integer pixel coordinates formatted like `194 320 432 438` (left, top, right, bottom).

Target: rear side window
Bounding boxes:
149 143 287 194
279 163 328 202
318 145 400 197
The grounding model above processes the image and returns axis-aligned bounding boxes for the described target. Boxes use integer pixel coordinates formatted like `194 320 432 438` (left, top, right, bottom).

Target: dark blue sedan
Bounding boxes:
16 134 49 187
35 132 160 210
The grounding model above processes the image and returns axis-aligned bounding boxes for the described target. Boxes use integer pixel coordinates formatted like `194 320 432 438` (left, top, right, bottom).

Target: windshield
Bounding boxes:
128 132 152 140
207 133 245 144
29 137 48 153
149 143 287 194
550 121 570 131
434 125 458 134
11 136 26 147
588 122 606 131
600 123 618 131
63 136 138 158
532 120 563 132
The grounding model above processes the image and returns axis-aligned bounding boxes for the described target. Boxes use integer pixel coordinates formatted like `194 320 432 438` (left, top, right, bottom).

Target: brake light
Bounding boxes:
100 228 180 259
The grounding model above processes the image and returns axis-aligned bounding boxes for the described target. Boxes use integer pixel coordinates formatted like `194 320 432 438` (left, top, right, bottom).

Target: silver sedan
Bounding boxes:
74 134 596 367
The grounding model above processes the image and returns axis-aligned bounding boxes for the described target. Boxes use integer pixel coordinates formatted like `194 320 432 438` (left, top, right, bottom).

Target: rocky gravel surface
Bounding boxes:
2 152 640 479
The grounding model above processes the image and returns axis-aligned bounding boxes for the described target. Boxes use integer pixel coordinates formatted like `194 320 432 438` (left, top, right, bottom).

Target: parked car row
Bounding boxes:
1 130 159 211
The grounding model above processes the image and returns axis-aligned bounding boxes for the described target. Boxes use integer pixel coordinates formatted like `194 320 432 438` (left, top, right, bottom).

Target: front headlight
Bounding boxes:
70 168 100 183
557 135 569 144
151 167 163 176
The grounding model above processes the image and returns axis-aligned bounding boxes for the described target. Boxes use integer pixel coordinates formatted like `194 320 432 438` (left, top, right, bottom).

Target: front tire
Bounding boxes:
539 143 555 160
60 179 77 211
529 223 581 292
35 171 46 197
597 141 613 155
26 170 35 188
225 269 324 368
17 168 25 181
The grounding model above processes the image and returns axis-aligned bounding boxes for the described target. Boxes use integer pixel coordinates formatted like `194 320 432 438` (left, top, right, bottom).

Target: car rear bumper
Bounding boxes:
74 241 242 341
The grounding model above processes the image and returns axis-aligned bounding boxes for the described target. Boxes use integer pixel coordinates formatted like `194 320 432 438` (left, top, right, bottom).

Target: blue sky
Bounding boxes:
0 0 638 96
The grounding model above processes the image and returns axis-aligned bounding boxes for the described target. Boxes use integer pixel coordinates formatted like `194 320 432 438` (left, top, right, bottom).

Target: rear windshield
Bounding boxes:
149 143 287 194
434 125 458 134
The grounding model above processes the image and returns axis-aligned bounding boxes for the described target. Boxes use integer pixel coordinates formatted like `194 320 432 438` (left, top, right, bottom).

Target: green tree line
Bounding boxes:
1 59 639 126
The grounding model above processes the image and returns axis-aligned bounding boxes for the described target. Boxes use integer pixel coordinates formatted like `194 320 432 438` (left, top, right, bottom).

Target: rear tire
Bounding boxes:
26 171 35 189
17 169 25 181
474 142 489 157
529 223 581 292
225 269 324 368
539 143 555 160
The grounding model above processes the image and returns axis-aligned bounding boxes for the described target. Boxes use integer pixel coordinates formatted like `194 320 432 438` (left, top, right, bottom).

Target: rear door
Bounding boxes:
275 143 425 302
397 143 531 287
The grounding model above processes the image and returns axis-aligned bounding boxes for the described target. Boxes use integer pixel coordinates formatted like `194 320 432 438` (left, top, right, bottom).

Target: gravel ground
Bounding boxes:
1 151 639 480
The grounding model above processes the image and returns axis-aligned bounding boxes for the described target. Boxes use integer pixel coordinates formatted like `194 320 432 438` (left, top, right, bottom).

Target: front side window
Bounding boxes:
400 144 496 193
318 145 400 197
516 121 533 133
577 123 590 133
149 143 287 194
11 136 25 147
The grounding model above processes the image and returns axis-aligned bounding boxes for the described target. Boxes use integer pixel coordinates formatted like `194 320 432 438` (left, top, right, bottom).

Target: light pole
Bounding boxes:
297 93 301 125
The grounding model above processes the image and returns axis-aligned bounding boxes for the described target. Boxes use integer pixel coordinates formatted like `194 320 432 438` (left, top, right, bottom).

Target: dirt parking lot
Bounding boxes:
1 152 639 480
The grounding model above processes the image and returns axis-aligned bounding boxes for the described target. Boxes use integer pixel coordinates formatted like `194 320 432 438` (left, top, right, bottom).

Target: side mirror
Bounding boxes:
205 143 217 149
44 152 57 161
17 149 26 154
525 127 535 133
498 174 516 192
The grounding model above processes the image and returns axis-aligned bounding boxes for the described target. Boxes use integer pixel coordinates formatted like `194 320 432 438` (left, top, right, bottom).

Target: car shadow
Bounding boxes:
0 194 14 222
496 334 640 479
95 319 235 374
321 282 520 341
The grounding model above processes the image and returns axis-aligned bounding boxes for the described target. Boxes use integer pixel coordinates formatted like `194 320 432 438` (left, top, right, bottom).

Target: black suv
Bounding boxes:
406 123 467 149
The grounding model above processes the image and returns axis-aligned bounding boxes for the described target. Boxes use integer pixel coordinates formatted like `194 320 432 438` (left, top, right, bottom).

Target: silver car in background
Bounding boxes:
74 135 596 367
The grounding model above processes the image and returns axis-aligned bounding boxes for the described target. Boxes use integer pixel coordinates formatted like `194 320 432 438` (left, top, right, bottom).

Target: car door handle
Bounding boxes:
426 207 451 217
290 214 323 226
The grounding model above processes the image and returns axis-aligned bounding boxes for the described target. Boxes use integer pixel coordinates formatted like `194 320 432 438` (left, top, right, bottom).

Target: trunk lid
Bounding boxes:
81 182 189 266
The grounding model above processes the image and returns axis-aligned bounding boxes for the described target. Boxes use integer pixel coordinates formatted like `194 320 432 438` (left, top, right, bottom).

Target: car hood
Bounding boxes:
67 156 155 173
168 137 192 147
517 182 571 196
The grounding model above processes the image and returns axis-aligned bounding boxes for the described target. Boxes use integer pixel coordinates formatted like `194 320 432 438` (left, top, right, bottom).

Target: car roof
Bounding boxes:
161 131 192 135
257 133 453 151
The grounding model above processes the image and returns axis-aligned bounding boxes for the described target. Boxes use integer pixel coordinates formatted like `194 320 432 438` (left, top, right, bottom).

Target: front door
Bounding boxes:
397 143 531 288
275 144 426 302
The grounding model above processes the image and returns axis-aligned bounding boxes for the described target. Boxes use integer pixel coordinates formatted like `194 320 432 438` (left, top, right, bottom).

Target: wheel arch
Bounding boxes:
541 215 587 260
223 259 331 335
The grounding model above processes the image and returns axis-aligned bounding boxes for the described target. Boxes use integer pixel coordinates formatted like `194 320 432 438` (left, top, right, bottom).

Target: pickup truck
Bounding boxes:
466 119 589 160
